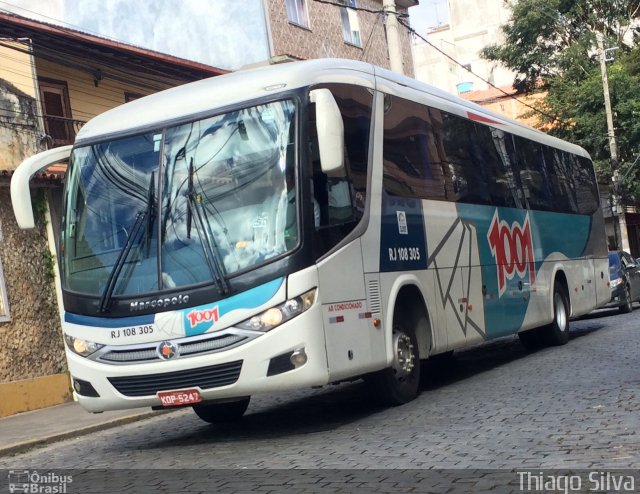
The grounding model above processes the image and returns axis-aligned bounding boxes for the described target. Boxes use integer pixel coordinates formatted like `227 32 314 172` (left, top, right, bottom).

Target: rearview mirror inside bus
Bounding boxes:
309 88 345 176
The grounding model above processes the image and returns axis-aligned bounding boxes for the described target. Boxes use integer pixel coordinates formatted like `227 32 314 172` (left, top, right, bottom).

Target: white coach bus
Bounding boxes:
11 59 609 422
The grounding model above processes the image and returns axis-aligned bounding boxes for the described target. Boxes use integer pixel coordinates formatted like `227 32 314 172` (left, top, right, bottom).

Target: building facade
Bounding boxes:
0 12 225 416
412 0 513 94
265 0 416 76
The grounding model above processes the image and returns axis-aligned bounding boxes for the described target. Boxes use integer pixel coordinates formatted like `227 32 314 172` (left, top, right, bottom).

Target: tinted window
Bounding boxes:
573 156 599 215
512 136 555 211
473 125 519 208
542 147 578 213
381 95 598 215
382 95 447 200
310 83 373 258
440 113 492 205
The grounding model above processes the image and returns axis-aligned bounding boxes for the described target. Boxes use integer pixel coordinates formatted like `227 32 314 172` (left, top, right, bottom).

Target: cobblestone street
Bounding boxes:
2 308 638 472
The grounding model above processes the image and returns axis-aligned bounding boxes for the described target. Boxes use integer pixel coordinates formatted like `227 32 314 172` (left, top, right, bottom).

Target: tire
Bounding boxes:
619 284 632 314
367 309 421 406
192 397 250 424
541 282 570 346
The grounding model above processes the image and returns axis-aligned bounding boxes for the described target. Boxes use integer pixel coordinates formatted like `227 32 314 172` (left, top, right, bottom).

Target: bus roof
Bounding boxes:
74 58 589 158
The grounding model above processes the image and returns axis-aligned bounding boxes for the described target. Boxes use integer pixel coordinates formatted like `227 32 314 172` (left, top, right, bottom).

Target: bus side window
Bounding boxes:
441 113 492 205
309 83 373 257
382 95 446 201
512 136 554 211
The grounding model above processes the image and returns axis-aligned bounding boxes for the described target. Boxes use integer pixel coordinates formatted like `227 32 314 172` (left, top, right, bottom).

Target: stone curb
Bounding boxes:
0 409 175 457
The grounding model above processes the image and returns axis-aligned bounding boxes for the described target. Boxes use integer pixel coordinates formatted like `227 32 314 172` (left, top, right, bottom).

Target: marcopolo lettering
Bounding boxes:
130 294 190 312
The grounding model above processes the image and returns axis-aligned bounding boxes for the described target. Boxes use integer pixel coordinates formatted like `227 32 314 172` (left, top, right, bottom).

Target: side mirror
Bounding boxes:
11 145 72 229
309 88 344 177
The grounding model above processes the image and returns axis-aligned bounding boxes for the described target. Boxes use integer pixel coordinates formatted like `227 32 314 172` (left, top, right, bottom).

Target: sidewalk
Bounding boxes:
0 402 170 457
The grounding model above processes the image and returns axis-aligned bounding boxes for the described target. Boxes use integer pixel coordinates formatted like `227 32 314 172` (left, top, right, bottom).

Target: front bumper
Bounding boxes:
603 284 625 308
68 304 329 412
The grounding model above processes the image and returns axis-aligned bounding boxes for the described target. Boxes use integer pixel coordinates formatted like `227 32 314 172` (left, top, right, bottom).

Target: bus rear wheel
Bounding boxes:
368 311 420 406
192 397 250 424
541 282 570 346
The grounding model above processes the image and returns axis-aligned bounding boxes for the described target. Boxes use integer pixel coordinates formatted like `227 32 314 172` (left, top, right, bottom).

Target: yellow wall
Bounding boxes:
34 56 188 124
0 41 38 97
0 373 72 417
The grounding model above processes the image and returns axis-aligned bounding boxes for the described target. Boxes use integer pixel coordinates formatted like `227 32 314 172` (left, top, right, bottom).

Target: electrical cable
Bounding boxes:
359 12 382 61
397 16 566 125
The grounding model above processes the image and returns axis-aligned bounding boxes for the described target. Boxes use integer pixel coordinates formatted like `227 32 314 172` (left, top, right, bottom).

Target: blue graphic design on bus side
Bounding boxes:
456 204 591 338
183 277 284 336
379 194 428 272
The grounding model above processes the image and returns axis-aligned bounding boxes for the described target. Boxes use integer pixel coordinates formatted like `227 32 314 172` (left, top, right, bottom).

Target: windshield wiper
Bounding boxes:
98 176 155 313
144 172 156 256
187 158 230 295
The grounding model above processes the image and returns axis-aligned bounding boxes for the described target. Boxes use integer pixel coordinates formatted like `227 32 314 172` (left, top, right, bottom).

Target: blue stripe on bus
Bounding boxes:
64 312 155 328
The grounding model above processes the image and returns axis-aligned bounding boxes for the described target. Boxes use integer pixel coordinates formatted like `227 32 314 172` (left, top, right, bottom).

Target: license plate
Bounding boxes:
157 388 203 407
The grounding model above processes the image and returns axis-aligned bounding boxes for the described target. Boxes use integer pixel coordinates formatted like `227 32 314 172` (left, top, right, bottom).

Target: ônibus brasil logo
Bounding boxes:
487 210 536 297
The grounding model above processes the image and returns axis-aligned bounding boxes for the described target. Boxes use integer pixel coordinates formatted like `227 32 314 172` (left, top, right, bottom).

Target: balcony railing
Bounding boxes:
42 115 86 148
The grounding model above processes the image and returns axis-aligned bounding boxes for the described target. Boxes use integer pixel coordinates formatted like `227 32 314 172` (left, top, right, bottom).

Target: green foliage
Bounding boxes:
42 247 56 282
481 0 640 203
32 189 48 225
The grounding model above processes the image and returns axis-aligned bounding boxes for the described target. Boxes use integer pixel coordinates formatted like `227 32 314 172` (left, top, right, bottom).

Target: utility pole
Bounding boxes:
597 32 629 251
383 0 404 74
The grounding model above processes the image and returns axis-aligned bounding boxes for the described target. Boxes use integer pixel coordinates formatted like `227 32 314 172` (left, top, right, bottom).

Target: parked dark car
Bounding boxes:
607 250 640 313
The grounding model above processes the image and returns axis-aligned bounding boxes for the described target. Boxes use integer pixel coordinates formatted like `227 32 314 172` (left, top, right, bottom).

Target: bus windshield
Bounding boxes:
61 99 298 299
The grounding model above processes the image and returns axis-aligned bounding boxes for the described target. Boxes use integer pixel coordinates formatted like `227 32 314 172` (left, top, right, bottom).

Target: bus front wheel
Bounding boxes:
192 397 250 424
367 310 420 406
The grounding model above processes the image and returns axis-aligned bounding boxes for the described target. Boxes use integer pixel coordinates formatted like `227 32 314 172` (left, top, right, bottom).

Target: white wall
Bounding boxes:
413 0 516 94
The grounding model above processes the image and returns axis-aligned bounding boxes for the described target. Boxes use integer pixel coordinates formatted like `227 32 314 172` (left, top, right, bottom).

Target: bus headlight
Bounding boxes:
610 277 623 288
236 289 316 332
64 334 104 357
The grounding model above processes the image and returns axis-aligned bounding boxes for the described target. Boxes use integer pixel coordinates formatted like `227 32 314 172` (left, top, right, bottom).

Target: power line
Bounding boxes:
0 38 181 93
359 13 382 61
0 1 144 47
312 0 408 18
397 17 565 125
0 62 136 113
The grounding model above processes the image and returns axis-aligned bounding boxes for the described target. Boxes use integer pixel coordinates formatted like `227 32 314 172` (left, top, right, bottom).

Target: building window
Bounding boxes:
38 78 74 147
340 0 362 46
286 0 310 28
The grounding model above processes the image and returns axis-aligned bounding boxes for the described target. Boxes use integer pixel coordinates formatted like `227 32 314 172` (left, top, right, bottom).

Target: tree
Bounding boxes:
481 0 640 201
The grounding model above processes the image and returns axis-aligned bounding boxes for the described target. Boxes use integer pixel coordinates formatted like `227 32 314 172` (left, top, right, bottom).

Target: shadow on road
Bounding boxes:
141 314 613 449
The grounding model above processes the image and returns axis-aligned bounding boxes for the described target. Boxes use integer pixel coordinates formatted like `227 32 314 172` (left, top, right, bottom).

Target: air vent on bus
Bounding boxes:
108 360 243 397
367 279 382 314
95 330 257 364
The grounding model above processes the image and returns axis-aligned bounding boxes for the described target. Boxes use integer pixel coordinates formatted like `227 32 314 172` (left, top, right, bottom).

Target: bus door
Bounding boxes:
311 83 383 382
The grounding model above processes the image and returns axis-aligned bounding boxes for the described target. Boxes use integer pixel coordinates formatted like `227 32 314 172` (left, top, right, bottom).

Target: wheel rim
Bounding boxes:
391 329 415 380
555 292 567 332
